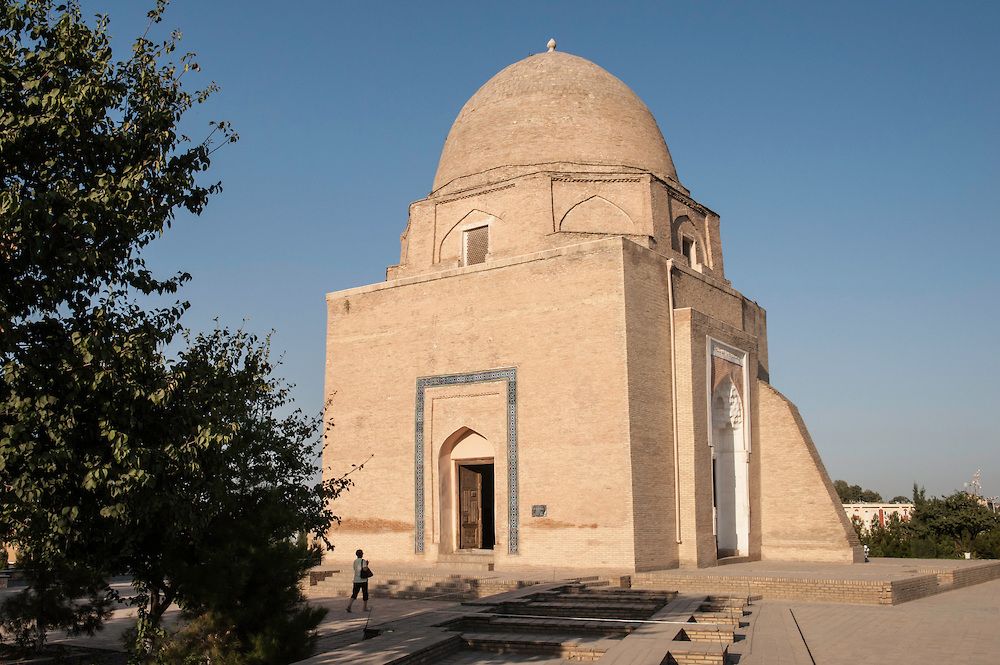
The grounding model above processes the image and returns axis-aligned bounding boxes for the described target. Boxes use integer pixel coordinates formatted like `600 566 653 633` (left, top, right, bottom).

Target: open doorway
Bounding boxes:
712 378 749 558
457 462 495 550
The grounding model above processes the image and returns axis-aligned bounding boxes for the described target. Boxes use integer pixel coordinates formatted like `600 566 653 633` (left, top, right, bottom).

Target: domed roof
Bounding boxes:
432 49 679 194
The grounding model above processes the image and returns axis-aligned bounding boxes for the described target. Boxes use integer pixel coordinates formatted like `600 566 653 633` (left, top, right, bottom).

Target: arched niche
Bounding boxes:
672 215 708 268
711 376 749 557
559 195 634 234
437 427 496 553
438 209 500 265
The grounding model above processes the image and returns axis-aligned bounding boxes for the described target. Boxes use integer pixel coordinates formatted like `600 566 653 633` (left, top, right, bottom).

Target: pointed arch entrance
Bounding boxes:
438 427 495 552
709 341 750 558
414 368 518 555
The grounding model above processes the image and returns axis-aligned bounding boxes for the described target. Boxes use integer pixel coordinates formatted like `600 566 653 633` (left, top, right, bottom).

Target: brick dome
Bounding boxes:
432 50 679 194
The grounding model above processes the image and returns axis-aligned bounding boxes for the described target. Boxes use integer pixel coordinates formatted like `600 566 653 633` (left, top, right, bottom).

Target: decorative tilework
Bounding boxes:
414 368 518 554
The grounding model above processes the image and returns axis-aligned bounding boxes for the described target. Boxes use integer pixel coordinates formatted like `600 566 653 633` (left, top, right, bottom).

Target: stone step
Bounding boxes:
434 551 496 572
494 603 654 619
442 614 637 638
309 578 477 600
533 593 668 608
379 580 467 589
520 598 664 611
562 587 674 601
580 579 610 588
433 562 495 572
694 608 750 619
698 603 746 614
689 614 748 629
461 631 616 659
699 597 749 611
705 594 752 606
673 624 737 644
436 552 494 561
599 639 728 665
665 642 729 665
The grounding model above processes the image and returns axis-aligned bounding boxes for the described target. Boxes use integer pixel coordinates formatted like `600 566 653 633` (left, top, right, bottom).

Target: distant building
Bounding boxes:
973 496 999 514
844 503 914 531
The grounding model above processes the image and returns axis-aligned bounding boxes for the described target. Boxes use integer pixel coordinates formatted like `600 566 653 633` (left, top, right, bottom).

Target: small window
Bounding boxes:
464 226 489 265
682 236 697 266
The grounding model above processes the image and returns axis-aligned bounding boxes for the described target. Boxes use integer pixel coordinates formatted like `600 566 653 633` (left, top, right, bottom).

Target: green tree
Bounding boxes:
849 514 864 540
860 488 883 502
864 513 910 558
1 4 355 658
833 479 883 503
0 0 232 327
119 327 359 662
0 0 235 650
908 492 999 558
0 303 174 649
973 527 1000 560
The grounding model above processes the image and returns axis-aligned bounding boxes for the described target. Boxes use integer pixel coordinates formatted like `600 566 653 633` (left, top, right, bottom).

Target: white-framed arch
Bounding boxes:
672 215 709 270
706 338 751 557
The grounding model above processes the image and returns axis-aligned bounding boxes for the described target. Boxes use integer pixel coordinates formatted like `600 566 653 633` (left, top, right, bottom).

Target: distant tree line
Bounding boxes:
835 479 893 503
852 485 1000 560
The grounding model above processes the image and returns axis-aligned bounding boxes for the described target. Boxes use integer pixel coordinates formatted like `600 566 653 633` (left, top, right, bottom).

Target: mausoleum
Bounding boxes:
323 42 862 570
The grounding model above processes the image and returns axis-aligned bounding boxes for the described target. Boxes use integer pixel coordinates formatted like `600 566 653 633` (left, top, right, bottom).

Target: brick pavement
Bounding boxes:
741 577 1000 665
309 596 462 655
11 570 999 663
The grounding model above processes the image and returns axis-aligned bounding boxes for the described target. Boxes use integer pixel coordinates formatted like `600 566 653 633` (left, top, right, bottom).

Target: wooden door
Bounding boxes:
458 465 482 549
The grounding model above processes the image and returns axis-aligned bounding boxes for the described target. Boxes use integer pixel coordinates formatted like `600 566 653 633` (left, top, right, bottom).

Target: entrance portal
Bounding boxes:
712 378 749 558
457 462 495 550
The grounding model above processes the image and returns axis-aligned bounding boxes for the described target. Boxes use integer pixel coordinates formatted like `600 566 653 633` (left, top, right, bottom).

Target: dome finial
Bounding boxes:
546 38 557 52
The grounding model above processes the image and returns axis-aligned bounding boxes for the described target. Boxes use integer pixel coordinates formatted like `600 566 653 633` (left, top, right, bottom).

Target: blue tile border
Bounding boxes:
414 368 518 554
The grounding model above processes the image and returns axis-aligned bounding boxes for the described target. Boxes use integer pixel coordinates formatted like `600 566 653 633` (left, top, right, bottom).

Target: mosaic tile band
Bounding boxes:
414 368 518 554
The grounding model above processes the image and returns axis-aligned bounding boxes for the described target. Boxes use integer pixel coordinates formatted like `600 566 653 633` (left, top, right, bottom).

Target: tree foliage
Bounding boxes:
833 479 883 503
0 0 233 647
120 327 356 662
854 487 1000 560
0 2 351 660
1 0 231 324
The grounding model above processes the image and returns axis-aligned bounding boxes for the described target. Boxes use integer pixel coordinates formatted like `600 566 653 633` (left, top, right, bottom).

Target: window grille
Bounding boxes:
465 226 489 265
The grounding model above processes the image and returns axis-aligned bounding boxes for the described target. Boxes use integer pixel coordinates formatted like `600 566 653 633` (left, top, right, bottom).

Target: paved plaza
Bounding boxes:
298 576 1000 664
2 571 997 662
753 578 1000 665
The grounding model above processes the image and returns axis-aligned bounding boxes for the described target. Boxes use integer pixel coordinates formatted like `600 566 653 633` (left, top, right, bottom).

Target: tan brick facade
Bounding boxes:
324 47 859 571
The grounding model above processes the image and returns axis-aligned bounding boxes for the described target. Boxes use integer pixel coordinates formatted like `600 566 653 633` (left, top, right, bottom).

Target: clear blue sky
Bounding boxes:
80 1 999 500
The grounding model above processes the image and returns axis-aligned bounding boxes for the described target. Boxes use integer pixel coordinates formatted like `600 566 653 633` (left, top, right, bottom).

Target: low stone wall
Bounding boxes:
892 561 1000 603
950 561 1000 590
634 560 1000 606
632 573 891 605
303 561 1000 606
889 574 940 604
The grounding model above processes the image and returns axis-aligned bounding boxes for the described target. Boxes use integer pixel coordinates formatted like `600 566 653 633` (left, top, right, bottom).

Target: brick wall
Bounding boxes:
622 241 677 570
953 561 1000 587
325 239 639 570
633 572 890 605
757 381 862 563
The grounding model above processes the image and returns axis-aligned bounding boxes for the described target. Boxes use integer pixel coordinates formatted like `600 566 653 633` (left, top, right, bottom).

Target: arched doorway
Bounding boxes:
438 427 496 552
712 378 749 557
